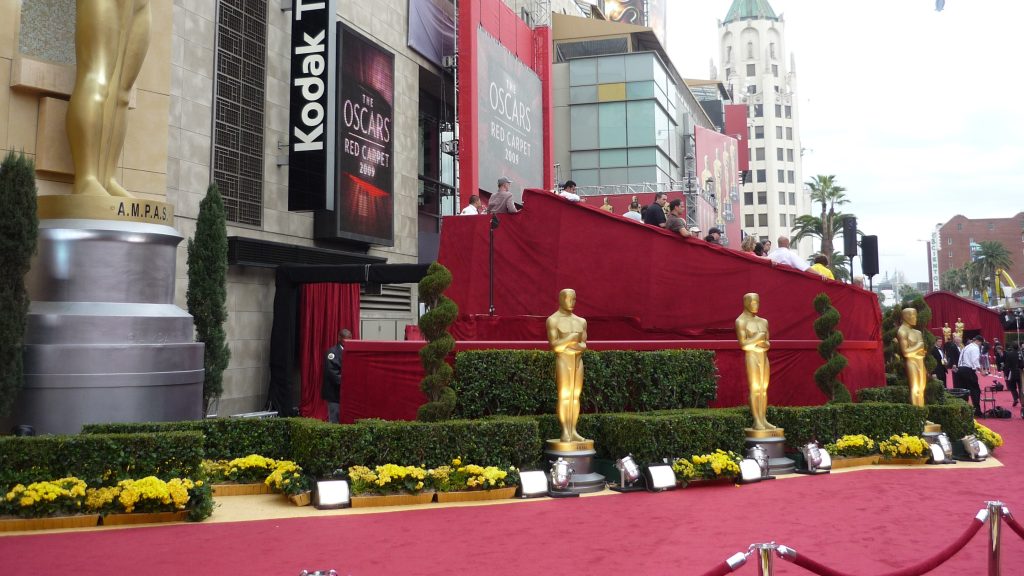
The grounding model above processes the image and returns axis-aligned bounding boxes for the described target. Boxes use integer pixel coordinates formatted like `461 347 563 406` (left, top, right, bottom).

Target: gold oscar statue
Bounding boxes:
736 293 775 431
67 0 152 197
547 288 588 445
897 308 939 432
942 323 952 343
954 317 965 343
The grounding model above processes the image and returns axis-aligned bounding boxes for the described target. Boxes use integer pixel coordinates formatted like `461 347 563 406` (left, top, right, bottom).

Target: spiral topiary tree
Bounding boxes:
0 152 39 418
417 262 459 421
186 183 231 411
812 293 851 402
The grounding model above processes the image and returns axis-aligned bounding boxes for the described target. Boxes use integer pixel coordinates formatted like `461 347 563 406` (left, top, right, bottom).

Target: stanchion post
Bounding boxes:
754 543 775 576
988 500 1004 576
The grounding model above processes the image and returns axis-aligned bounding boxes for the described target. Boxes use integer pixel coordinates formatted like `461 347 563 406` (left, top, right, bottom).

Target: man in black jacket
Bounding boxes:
931 337 948 386
322 328 352 423
643 192 668 228
944 335 962 389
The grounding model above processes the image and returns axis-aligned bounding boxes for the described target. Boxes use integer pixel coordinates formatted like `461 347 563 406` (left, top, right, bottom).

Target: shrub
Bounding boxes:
0 151 39 418
453 349 717 418
856 382 947 405
417 263 459 421
927 400 974 441
83 418 294 460
974 421 1003 451
598 410 746 463
824 434 877 458
812 293 851 402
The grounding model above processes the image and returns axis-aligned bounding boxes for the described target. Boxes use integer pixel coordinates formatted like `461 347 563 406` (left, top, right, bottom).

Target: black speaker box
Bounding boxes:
842 217 858 257
861 235 879 276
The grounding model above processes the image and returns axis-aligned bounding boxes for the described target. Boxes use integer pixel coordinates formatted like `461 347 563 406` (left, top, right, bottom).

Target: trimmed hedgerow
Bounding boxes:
856 382 947 405
82 417 294 460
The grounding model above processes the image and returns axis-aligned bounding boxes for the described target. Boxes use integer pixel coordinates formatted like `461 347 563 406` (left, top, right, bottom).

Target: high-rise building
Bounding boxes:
718 0 810 253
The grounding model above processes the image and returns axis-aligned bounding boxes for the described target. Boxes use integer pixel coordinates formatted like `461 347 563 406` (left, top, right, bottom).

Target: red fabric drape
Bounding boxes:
298 283 361 420
923 291 1005 341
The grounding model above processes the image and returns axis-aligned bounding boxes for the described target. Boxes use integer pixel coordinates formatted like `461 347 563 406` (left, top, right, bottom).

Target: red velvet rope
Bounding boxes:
1004 513 1024 542
697 561 736 576
784 516 984 576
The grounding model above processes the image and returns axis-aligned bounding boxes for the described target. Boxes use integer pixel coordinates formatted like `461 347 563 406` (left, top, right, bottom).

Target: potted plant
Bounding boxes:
824 434 879 468
878 434 930 465
432 458 519 503
264 461 312 506
204 454 279 496
91 476 206 525
347 464 435 508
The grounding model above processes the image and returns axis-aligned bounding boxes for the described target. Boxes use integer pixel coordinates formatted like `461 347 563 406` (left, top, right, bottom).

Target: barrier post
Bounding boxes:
754 543 775 576
988 500 1004 576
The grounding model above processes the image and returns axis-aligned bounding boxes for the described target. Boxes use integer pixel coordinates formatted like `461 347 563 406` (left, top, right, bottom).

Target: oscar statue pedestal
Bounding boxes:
8 204 204 434
544 439 606 494
744 428 795 476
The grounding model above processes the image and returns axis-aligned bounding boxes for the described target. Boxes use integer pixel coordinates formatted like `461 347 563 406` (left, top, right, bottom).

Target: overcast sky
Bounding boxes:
666 0 1023 284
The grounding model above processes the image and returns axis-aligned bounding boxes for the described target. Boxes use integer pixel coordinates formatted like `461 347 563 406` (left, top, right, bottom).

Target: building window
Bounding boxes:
786 127 793 139
758 213 768 227
788 192 795 205
772 64 779 77
947 237 952 245
747 84 757 94
776 148 784 161
747 42 754 59
787 170 795 183
786 149 794 161
747 63 756 76
785 105 792 118
777 169 784 183
757 190 767 204
213 0 269 226
756 169 766 183
770 42 776 58
745 214 755 227
725 67 731 78
789 214 796 227
755 126 764 138
778 191 786 204
988 223 995 230
744 191 754 205
775 104 782 117
948 251 952 258
755 148 765 161
780 214 787 227
957 223 963 231
754 104 763 117
726 46 733 63
775 126 783 138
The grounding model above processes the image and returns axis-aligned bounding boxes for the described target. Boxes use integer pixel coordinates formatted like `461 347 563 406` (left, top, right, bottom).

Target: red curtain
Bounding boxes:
923 291 1005 341
298 283 361 420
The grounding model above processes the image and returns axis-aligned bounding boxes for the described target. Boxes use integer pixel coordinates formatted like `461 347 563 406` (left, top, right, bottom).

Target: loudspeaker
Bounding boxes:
842 217 858 257
861 235 879 276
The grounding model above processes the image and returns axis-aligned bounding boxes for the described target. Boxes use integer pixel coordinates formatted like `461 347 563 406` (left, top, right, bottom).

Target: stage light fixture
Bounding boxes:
313 479 350 510
737 458 764 484
518 470 549 498
643 464 677 491
547 458 581 498
937 433 954 460
746 444 774 480
928 443 947 464
796 442 831 475
610 454 646 492
960 435 988 461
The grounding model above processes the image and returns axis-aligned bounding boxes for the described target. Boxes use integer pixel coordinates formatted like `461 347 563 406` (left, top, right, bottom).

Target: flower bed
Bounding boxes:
879 434 929 463
974 421 1003 451
671 450 741 485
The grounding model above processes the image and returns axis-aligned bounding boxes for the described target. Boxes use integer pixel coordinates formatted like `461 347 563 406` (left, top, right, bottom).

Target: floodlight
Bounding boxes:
299 571 337 576
960 435 988 462
518 470 549 498
610 454 646 493
796 442 831 475
737 458 764 484
937 433 954 459
643 464 677 491
928 443 947 464
550 458 574 490
746 444 774 479
313 479 350 510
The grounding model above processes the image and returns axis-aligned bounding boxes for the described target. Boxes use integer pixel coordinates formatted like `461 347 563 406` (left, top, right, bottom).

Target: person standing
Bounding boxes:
321 328 352 423
945 334 963 389
810 254 835 280
488 177 518 214
931 337 948 387
958 335 984 416
665 199 692 238
460 195 482 215
1005 342 1021 408
643 192 668 227
622 200 643 222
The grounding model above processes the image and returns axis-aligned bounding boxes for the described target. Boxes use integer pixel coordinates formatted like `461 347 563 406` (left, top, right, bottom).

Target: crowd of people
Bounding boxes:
934 332 1023 417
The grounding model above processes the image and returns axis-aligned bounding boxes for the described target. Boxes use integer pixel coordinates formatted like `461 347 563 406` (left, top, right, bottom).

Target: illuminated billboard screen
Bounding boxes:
335 25 394 245
695 126 740 248
477 27 543 201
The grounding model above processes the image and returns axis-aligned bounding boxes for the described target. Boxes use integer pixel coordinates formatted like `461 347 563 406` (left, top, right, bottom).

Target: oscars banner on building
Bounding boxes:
695 126 740 246
477 28 543 202
334 25 395 245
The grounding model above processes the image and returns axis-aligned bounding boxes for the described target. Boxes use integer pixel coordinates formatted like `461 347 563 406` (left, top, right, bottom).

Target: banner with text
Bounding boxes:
334 25 395 245
695 126 740 248
477 27 543 202
288 0 336 211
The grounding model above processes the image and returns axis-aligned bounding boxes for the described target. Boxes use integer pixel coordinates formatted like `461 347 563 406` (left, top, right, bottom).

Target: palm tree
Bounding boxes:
973 241 1013 301
791 211 855 254
803 175 850 256
828 251 851 282
941 267 969 294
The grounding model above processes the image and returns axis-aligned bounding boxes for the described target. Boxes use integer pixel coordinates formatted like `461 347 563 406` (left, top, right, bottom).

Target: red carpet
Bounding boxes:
4 381 1023 575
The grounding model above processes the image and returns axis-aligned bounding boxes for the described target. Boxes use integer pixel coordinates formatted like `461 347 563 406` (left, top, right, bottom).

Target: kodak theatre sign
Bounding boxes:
288 0 337 211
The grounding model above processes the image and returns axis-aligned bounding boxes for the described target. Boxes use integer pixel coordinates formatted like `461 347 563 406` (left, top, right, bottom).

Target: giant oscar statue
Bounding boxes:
11 1 203 434
542 289 604 493
736 293 794 474
897 308 941 434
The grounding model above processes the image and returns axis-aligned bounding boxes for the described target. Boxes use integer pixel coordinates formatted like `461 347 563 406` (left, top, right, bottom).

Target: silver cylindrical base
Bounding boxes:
746 436 795 475
9 220 204 434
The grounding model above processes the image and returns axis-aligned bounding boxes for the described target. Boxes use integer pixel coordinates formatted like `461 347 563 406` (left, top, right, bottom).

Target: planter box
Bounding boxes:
0 514 100 532
881 456 930 466
831 455 880 469
685 477 736 487
436 486 517 503
212 483 272 496
102 511 189 526
288 491 312 507
350 492 435 508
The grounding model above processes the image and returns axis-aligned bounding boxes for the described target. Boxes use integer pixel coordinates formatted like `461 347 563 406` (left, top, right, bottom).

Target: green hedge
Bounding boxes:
597 410 747 463
82 417 295 460
768 403 930 449
855 382 947 405
0 431 205 487
453 349 718 418
289 417 542 476
927 400 975 441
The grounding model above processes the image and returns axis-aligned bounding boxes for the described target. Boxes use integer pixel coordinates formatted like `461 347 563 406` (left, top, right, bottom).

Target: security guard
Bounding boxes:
321 328 352 423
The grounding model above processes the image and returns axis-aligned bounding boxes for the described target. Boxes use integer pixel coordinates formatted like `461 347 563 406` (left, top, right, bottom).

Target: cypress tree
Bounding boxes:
186 183 230 409
416 262 458 421
0 152 39 417
812 293 851 402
